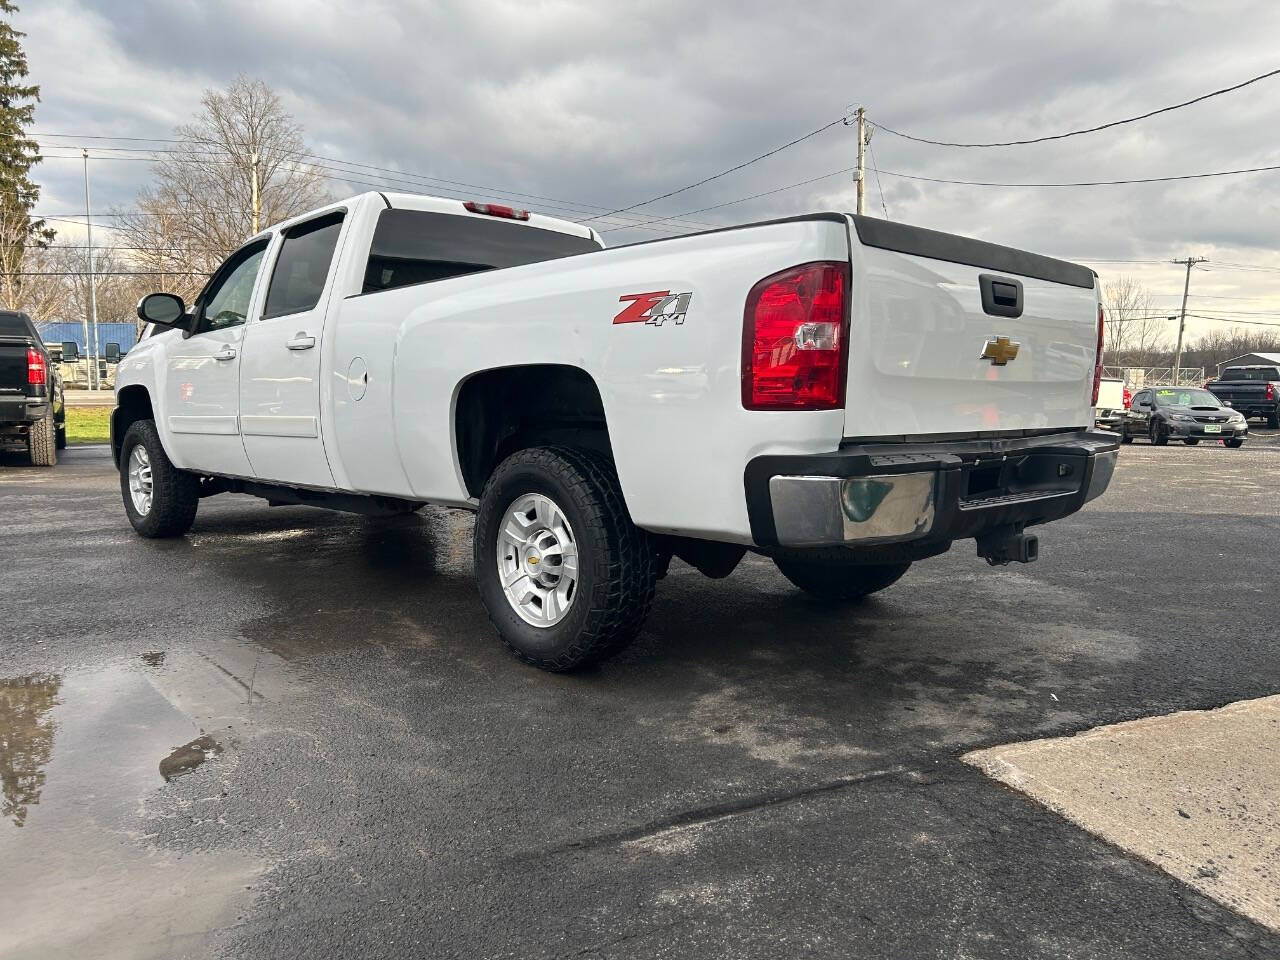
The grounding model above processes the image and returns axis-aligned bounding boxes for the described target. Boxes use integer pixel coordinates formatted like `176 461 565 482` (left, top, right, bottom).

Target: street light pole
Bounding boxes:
82 148 101 390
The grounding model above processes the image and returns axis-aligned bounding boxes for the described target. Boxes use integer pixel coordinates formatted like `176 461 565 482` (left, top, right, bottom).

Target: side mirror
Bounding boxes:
105 342 122 363
137 292 186 328
60 340 80 362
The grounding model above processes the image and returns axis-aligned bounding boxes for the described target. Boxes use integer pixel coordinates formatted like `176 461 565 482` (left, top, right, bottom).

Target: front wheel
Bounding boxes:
473 446 657 671
1225 438 1246 448
119 419 199 537
774 555 911 602
1183 438 1199 446
1150 421 1169 446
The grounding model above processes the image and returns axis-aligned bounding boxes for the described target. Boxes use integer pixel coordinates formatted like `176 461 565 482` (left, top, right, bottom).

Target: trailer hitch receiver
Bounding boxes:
976 528 1039 566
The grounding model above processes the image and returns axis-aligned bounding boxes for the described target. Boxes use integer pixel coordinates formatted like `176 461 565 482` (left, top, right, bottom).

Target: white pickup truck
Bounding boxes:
113 191 1118 670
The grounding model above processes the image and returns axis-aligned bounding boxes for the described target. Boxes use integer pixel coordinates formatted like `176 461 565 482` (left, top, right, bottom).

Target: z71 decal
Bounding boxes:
613 290 693 326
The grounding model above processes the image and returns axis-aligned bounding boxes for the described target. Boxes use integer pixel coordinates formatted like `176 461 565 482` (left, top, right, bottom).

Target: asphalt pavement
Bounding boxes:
1 434 1278 959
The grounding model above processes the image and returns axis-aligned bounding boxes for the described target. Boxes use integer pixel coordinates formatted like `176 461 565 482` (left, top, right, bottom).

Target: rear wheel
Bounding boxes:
27 407 57 467
774 554 911 602
1120 433 1134 444
55 421 67 450
474 446 657 671
119 419 199 538
1268 411 1279 429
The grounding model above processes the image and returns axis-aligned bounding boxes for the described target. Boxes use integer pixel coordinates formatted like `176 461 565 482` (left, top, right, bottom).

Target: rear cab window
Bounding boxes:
1221 367 1280 381
362 209 601 294
0 313 37 340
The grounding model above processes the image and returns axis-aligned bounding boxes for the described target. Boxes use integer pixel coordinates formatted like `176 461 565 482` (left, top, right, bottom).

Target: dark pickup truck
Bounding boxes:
1205 366 1280 428
0 310 65 466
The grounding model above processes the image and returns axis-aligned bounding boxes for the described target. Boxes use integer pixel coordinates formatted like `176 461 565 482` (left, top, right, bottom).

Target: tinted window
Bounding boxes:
198 242 268 333
264 213 345 319
1222 367 1280 381
0 312 34 338
363 209 602 294
1132 392 1149 406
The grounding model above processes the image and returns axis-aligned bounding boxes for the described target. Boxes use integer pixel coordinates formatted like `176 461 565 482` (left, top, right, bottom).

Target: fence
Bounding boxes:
1102 366 1205 388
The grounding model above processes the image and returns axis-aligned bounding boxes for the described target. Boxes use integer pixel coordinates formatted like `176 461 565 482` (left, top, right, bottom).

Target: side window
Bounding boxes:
197 243 268 334
263 212 345 319
1132 392 1147 407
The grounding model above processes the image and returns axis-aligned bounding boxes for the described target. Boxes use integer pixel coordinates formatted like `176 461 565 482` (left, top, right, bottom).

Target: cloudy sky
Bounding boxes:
15 0 1280 343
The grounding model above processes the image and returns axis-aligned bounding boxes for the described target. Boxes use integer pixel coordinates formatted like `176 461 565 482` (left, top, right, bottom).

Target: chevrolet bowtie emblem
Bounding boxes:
980 336 1020 366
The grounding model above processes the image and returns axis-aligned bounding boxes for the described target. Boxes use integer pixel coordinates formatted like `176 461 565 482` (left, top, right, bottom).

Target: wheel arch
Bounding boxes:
453 363 618 500
111 384 155 467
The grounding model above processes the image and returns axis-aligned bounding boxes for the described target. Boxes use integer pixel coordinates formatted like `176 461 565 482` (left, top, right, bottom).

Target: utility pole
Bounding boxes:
251 152 261 234
82 148 101 391
1171 256 1207 385
855 107 867 216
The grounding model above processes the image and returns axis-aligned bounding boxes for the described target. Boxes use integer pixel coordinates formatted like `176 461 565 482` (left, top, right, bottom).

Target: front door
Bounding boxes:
239 211 346 488
162 240 269 477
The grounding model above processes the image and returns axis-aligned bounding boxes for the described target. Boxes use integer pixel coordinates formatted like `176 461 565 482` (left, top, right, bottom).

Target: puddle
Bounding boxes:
0 665 263 960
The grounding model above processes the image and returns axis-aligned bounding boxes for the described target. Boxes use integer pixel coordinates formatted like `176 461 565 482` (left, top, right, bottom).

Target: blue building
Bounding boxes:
37 321 139 356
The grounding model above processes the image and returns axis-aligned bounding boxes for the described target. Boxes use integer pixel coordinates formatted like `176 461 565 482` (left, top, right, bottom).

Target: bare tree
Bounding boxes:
117 76 330 299
1102 275 1170 367
1183 326 1280 374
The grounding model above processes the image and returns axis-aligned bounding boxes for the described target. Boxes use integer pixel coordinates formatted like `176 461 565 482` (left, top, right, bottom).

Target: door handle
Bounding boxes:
213 347 236 361
287 333 316 351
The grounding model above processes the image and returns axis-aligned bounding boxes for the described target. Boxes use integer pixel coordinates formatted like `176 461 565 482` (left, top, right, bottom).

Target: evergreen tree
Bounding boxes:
0 1 54 310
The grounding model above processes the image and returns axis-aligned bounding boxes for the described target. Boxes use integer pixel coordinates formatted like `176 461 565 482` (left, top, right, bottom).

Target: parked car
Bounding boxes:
0 310 65 465
1204 365 1280 428
1119 387 1247 447
111 192 1118 670
1094 376 1131 431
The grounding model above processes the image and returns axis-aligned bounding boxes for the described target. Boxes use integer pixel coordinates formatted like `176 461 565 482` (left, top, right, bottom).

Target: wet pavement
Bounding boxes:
1 438 1279 959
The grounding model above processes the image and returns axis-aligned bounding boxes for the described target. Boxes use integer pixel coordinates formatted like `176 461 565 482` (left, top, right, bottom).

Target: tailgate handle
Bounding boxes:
979 274 1024 319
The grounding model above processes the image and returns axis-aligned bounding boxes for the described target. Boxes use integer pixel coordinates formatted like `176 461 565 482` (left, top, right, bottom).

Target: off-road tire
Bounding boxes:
27 406 57 467
120 419 199 538
774 553 911 602
474 446 657 671
1225 438 1245 448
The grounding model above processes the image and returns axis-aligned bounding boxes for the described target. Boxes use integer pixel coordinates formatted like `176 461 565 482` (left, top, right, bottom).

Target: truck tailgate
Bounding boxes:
845 218 1099 438
0 338 32 397
1208 382 1268 403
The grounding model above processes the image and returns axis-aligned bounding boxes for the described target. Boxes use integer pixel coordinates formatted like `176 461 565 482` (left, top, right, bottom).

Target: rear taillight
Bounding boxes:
742 261 848 410
27 347 46 386
1091 304 1104 406
1267 384 1276 401
1123 387 1133 409
463 201 530 221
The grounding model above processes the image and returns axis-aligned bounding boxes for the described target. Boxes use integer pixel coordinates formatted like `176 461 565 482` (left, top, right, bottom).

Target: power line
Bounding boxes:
871 66 1280 147
34 134 717 232
868 140 890 220
875 161 1280 188
598 165 855 234
579 114 849 224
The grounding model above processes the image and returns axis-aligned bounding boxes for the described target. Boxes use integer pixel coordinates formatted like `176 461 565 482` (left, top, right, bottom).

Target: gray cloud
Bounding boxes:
17 0 1280 336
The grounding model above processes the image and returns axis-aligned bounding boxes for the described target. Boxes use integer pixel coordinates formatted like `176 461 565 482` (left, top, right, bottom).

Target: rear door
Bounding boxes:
845 218 1099 438
162 240 268 476
239 210 347 488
